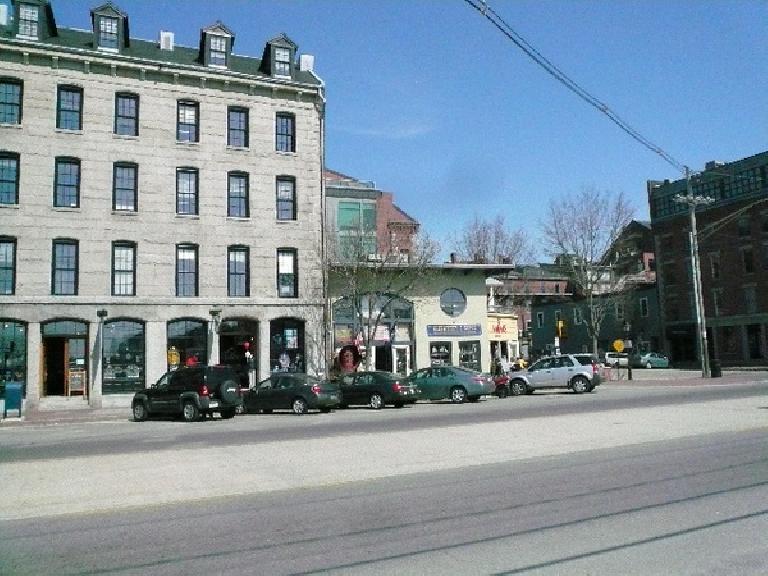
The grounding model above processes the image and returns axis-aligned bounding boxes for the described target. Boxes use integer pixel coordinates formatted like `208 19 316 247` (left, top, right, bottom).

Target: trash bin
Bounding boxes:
710 359 722 378
2 382 23 418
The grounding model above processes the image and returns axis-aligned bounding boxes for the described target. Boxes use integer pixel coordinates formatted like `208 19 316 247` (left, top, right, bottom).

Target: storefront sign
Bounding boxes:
427 324 482 337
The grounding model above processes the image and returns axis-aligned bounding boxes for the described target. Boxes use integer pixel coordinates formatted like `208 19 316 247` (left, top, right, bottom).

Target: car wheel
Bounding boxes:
182 401 199 422
509 380 524 396
646 361 652 369
496 386 509 399
571 376 588 394
450 386 467 403
369 393 384 410
394 402 404 408
132 401 148 422
292 397 308 415
613 362 619 369
220 407 236 419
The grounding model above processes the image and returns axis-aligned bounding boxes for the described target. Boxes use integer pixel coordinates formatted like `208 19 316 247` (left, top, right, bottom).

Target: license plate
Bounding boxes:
329 394 337 400
208 401 219 408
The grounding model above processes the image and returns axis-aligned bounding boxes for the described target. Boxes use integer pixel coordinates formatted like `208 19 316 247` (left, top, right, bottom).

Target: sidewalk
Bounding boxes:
1 405 130 427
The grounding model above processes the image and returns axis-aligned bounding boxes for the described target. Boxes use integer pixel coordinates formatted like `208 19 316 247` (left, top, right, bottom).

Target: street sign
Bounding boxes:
612 339 624 353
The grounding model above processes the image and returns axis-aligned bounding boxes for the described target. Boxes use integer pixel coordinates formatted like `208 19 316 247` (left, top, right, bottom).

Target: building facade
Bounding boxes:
0 1 326 411
648 151 768 366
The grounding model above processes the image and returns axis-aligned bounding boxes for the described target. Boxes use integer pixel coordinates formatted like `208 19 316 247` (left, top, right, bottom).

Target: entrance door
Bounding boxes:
393 345 410 376
43 337 67 396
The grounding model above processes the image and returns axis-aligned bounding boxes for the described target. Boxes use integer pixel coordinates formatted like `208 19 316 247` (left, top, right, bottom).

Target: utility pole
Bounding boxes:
674 167 713 378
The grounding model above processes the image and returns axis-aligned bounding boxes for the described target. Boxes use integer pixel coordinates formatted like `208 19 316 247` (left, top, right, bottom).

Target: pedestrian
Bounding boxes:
338 344 361 374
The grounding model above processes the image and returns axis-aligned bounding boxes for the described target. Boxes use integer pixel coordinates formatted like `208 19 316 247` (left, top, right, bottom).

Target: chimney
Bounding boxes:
299 54 315 72
450 252 457 264
159 30 175 51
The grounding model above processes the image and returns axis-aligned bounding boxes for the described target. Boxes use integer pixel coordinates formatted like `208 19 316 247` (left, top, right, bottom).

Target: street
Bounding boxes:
1 377 767 575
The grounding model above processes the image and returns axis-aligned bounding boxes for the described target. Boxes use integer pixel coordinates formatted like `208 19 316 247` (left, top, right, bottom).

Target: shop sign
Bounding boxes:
427 324 482 337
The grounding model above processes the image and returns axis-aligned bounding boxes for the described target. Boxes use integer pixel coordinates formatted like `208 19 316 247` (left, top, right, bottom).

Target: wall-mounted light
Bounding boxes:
97 309 109 319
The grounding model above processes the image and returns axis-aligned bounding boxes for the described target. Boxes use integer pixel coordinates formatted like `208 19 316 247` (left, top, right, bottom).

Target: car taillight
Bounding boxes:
591 362 598 374
311 384 321 395
199 384 209 397
392 381 402 392
472 376 484 383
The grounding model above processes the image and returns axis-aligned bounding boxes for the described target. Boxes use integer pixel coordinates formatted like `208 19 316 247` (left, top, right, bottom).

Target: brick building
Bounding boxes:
648 151 768 366
0 1 326 411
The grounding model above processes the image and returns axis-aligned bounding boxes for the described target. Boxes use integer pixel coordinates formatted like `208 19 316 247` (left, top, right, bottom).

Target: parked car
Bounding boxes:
407 366 495 403
336 370 419 409
132 365 242 422
507 354 600 394
605 352 629 367
242 373 340 415
570 354 603 389
637 352 670 368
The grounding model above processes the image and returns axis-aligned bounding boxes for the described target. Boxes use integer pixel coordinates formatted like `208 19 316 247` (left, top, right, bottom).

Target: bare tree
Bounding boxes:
326 229 440 371
541 187 635 354
454 214 533 264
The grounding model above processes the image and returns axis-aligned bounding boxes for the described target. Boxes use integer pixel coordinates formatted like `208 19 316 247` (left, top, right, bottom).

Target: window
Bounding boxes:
167 319 208 369
52 240 78 295
640 297 649 318
615 302 625 321
274 47 291 76
18 3 39 38
573 306 583 325
227 172 248 218
0 152 20 205
430 342 452 366
277 248 297 298
227 107 248 147
98 16 119 49
0 237 16 295
228 246 249 297
112 242 136 296
102 320 145 393
54 158 80 208
176 244 198 296
458 341 481 371
554 310 561 324
276 113 295 152
712 289 722 317
709 253 720 280
743 285 757 314
276 177 296 220
536 312 544 328
57 86 83 131
112 162 137 211
0 78 22 124
742 246 754 274
114 93 138 136
176 168 198 215
737 217 751 237
440 288 466 317
177 101 199 142
209 35 227 66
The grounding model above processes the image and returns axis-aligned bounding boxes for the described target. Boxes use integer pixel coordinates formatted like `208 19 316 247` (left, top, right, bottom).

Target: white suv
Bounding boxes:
605 352 629 367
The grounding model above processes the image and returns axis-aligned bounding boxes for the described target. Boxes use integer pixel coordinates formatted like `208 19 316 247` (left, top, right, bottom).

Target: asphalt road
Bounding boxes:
1 379 767 575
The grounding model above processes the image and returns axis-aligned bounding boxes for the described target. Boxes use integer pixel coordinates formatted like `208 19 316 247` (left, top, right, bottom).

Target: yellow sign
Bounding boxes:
612 339 625 353
167 346 180 366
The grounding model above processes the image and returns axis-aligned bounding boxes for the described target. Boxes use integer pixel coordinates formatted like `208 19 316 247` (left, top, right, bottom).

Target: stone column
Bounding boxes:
25 322 41 408
259 319 272 382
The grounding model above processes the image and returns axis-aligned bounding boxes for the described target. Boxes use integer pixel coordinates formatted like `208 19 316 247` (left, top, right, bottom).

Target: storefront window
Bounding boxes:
0 320 27 396
167 319 207 370
430 341 451 366
459 340 481 371
102 320 145 394
270 318 305 372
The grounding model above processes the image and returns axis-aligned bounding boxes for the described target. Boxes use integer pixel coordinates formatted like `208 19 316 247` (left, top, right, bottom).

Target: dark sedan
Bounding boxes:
242 373 340 415
336 371 419 409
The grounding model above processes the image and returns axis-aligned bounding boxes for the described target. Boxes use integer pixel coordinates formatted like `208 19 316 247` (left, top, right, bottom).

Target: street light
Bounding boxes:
674 167 713 378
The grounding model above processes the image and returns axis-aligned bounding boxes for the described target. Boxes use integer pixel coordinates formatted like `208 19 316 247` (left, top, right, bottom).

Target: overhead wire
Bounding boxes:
463 0 686 175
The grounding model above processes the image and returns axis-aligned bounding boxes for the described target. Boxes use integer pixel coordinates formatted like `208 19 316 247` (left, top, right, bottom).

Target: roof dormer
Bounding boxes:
14 0 57 41
90 2 129 52
199 21 234 68
260 33 297 79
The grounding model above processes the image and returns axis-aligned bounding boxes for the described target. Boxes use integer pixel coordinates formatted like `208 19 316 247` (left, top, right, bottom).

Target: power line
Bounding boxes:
463 0 686 174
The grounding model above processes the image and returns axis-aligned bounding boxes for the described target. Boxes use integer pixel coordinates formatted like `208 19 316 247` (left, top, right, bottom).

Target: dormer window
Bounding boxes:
209 35 227 67
274 47 291 77
200 22 234 68
99 16 119 50
18 3 39 38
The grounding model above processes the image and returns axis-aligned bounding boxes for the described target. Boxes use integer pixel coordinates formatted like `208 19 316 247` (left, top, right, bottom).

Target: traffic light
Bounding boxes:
556 320 567 339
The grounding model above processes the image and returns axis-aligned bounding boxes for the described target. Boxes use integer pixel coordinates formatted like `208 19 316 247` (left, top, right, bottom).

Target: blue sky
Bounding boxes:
52 0 768 260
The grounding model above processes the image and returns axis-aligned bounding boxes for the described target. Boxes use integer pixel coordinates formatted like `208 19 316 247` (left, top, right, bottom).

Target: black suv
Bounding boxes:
132 365 242 422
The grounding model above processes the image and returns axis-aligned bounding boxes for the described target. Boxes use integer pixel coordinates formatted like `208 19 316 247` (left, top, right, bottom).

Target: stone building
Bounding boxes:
0 1 326 411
